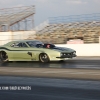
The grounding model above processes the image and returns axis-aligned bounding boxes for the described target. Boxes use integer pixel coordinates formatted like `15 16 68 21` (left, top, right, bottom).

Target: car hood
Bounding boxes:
52 46 75 53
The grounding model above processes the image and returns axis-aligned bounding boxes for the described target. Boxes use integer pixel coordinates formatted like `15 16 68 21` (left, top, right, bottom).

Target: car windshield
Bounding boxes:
26 41 43 47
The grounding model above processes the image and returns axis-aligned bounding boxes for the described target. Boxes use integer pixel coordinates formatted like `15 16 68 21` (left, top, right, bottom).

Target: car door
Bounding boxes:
10 42 33 61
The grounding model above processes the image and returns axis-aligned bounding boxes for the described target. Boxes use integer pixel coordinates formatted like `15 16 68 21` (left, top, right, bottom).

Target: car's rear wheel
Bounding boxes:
39 53 50 63
0 51 8 63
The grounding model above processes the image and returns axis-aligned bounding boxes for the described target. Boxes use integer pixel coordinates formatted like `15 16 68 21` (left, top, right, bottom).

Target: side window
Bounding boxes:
11 42 19 47
22 43 28 47
11 42 28 47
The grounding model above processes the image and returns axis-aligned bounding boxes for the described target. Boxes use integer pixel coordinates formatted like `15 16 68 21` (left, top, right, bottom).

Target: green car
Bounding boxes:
0 40 76 63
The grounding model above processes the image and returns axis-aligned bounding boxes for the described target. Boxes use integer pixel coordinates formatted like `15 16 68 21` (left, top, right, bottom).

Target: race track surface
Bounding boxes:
1 57 100 69
0 77 100 100
0 57 100 80
0 57 100 100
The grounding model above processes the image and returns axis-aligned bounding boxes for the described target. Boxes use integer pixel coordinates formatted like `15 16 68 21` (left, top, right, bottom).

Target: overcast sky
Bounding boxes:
0 0 100 26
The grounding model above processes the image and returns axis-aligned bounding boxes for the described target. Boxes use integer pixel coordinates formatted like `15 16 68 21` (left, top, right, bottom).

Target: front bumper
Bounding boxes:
56 52 77 58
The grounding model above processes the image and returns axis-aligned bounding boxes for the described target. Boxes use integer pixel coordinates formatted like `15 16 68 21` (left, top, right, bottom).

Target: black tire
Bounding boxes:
0 51 8 63
39 53 50 63
59 60 64 63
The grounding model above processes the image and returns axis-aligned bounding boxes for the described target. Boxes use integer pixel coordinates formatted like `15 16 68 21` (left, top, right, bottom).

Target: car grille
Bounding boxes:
61 52 76 58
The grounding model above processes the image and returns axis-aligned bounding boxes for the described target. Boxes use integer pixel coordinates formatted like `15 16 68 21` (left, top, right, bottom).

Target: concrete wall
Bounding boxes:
0 31 36 45
0 31 100 56
56 44 100 56
0 32 12 45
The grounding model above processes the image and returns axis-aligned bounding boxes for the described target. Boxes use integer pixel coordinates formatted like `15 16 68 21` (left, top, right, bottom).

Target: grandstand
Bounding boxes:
0 5 35 31
30 13 100 44
0 6 100 44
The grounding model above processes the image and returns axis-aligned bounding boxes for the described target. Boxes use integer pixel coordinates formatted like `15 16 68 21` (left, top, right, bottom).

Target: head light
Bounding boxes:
60 53 63 57
73 51 76 54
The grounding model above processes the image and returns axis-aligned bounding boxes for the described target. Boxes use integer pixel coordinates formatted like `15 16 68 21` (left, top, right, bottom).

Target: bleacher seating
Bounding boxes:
28 20 100 44
0 6 35 31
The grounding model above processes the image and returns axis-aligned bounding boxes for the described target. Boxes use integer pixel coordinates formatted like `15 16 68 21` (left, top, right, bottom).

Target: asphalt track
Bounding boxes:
0 57 100 69
0 77 100 100
0 57 100 80
0 57 100 100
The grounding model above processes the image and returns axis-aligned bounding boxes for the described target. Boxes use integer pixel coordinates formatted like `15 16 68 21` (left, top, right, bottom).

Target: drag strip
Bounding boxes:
0 67 100 80
0 57 100 100
0 57 100 69
0 57 100 80
0 76 100 100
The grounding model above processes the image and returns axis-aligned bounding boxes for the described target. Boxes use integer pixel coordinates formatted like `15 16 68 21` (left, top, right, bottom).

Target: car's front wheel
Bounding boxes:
39 53 50 63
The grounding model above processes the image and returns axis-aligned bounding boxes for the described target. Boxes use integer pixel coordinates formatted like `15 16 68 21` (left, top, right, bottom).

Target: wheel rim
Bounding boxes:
40 53 49 62
0 52 8 62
